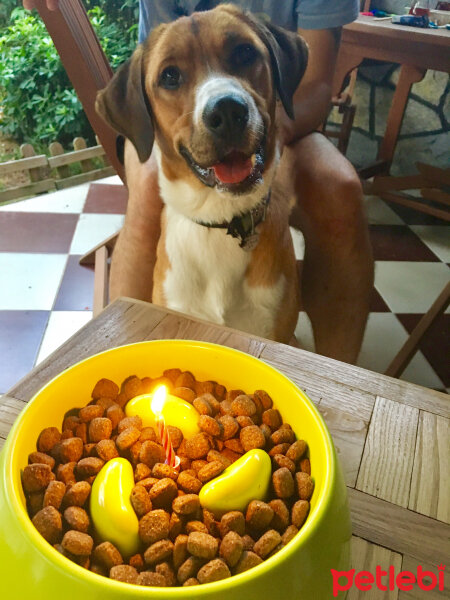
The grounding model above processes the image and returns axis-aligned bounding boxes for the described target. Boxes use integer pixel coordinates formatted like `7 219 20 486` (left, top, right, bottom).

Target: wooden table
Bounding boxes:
1 299 449 598
334 15 450 177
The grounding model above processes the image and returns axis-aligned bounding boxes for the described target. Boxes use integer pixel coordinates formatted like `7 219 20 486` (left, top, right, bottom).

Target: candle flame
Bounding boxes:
151 385 167 415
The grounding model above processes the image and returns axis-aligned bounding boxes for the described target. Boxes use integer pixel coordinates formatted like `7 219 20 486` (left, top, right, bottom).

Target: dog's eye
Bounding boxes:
159 66 182 89
231 44 258 68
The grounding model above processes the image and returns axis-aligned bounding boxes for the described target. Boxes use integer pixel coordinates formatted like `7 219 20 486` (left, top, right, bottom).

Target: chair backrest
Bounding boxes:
32 0 124 180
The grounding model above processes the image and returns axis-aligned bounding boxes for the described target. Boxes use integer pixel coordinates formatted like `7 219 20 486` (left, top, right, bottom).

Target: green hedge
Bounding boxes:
0 2 138 152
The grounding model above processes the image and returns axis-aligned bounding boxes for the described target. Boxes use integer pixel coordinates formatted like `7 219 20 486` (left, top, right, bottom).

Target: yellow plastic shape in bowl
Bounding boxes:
90 457 140 557
125 391 200 439
199 449 272 517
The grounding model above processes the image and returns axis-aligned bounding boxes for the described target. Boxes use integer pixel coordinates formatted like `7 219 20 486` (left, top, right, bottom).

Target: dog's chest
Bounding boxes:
162 207 284 337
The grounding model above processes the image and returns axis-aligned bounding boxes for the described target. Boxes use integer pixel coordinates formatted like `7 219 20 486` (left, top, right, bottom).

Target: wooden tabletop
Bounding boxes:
1 298 449 598
346 14 450 44
335 15 450 176
342 14 450 73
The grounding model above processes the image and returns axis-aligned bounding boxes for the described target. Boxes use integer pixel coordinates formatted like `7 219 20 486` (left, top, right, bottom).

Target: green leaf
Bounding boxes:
0 2 138 149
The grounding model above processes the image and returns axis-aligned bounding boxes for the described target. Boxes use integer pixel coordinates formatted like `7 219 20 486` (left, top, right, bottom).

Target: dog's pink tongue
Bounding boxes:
213 152 253 184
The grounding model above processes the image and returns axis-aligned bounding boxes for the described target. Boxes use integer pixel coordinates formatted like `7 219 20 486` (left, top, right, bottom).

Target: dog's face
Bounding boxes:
97 5 307 197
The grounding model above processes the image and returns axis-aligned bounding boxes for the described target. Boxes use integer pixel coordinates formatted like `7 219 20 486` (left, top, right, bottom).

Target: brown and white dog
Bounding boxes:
96 4 308 343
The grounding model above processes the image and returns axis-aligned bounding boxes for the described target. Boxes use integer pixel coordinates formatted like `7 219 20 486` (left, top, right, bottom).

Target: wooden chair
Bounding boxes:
28 0 124 316
323 92 357 156
30 0 123 179
385 281 450 379
364 162 450 223
370 162 450 376
32 0 448 380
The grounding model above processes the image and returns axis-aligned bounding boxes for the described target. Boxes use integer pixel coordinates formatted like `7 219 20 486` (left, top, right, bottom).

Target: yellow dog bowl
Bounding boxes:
0 340 351 599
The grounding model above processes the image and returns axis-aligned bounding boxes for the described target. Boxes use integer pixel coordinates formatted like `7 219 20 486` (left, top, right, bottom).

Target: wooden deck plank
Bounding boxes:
261 357 376 421
398 556 448 599
408 411 449 524
348 488 449 565
356 397 418 507
0 395 26 445
147 313 266 358
349 536 402 600
317 403 368 488
260 343 449 418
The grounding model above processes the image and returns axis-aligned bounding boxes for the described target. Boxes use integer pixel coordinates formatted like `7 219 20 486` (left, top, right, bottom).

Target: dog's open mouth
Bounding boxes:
213 151 254 184
180 144 265 193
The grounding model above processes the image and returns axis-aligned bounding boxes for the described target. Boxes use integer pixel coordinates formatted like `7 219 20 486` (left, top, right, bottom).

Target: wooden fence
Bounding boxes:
0 137 116 204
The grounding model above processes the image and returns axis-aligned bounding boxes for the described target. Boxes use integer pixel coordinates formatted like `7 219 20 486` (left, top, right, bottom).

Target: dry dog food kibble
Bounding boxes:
246 500 274 531
197 558 231 583
37 427 61 453
253 529 282 558
93 541 123 569
23 370 314 587
110 564 139 584
32 506 62 544
139 509 170 545
219 511 246 537
61 530 94 556
64 506 90 533
219 531 244 567
148 478 178 509
23 463 54 493
187 531 219 560
144 539 174 565
63 481 91 507
43 480 66 510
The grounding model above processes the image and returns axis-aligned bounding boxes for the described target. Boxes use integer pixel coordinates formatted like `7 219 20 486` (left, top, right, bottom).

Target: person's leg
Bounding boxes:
289 132 374 364
109 140 162 302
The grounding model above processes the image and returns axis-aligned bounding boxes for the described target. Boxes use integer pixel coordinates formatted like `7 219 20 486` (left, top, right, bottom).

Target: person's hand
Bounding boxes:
23 0 60 11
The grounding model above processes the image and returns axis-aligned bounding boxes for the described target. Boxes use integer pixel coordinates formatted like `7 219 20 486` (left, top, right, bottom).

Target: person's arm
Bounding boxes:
280 27 341 146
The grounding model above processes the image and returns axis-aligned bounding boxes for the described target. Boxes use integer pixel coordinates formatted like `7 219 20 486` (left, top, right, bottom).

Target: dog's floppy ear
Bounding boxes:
96 45 154 163
251 18 308 120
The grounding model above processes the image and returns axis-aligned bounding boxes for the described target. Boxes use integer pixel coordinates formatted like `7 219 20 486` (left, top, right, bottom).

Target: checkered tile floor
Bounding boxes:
0 177 448 394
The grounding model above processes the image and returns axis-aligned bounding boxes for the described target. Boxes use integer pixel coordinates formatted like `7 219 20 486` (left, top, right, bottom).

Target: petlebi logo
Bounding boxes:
331 564 446 596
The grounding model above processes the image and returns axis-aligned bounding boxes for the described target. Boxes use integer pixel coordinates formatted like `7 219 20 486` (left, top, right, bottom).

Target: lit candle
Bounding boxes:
90 458 140 557
125 386 200 438
151 386 179 469
199 449 272 517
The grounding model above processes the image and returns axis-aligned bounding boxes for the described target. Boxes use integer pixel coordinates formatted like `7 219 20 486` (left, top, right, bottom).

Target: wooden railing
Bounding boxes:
0 137 116 204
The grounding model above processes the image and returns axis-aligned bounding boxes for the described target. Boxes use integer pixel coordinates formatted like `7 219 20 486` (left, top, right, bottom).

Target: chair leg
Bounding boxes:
79 230 120 266
337 103 356 155
385 282 450 379
93 245 109 317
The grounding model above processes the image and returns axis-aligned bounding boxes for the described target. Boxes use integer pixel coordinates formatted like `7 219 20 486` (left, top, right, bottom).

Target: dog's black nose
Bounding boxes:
203 94 249 140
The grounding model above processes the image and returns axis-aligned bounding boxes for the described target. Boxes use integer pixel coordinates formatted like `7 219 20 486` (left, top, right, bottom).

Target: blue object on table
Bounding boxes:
391 14 430 27
372 9 392 17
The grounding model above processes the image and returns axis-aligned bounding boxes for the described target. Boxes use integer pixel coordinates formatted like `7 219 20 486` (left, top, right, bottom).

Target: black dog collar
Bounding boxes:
193 192 271 251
